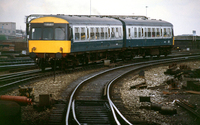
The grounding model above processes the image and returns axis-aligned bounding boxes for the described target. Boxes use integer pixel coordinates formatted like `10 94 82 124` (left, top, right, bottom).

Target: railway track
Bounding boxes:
1 52 200 125
0 57 36 73
0 69 64 94
64 54 200 125
0 57 33 64
0 63 106 95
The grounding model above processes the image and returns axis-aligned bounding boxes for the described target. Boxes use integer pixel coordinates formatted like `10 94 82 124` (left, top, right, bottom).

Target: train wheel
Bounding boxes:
150 55 153 59
39 58 46 71
84 58 88 65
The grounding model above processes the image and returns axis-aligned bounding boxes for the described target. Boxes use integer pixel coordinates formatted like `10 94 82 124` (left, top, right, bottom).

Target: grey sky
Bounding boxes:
0 0 199 35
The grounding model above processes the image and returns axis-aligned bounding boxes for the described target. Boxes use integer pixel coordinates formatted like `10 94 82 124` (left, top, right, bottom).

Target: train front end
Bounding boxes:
28 16 71 70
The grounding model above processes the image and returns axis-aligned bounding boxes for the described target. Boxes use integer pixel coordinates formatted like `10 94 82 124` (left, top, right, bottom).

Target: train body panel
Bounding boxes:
29 40 71 53
30 16 69 24
126 38 173 47
71 40 123 52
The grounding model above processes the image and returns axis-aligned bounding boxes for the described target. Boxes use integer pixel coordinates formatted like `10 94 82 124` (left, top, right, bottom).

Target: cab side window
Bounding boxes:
55 27 65 40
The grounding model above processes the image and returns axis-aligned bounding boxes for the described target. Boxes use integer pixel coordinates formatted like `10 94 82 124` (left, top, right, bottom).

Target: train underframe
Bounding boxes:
34 46 172 71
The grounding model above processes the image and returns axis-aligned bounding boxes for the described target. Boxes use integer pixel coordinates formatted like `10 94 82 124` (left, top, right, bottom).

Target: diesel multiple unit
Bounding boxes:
26 15 174 70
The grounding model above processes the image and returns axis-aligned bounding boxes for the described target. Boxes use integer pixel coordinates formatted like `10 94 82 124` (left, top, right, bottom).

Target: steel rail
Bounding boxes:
0 63 35 68
106 55 200 124
72 100 81 124
65 54 200 125
0 69 40 80
0 68 54 94
65 56 200 125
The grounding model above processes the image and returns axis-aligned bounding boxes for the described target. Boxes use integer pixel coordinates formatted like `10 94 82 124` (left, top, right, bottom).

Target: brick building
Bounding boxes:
0 22 16 39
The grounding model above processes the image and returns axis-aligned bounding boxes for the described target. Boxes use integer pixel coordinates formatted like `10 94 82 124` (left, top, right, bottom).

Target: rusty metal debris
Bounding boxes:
33 94 54 111
176 100 200 118
162 91 178 95
159 106 177 115
130 82 147 89
151 103 162 111
187 80 200 91
165 64 200 78
0 95 32 105
179 64 191 70
185 91 200 95
140 102 177 115
165 79 180 89
19 86 34 101
138 70 145 78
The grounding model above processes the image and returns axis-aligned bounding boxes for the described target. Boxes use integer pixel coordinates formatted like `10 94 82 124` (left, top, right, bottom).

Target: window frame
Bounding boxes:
73 25 123 42
55 27 66 40
30 23 68 40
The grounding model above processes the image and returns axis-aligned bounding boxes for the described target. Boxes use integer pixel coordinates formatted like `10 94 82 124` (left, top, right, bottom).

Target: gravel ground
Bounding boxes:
120 61 200 124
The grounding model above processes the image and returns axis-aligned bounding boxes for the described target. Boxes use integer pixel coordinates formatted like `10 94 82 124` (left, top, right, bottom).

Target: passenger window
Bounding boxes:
116 28 119 38
167 28 171 37
145 28 147 37
118 27 122 38
128 28 131 39
75 27 80 40
134 28 137 37
55 27 65 40
152 28 155 37
138 28 141 37
108 28 110 38
101 28 104 39
156 28 160 37
142 28 144 37
31 27 41 40
111 28 115 39
105 27 108 39
164 28 167 37
96 28 99 39
90 28 95 40
87 28 89 39
43 28 53 40
81 27 85 40
148 28 151 37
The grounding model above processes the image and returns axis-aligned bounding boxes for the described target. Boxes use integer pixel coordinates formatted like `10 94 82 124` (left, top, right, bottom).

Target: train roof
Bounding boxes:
119 17 173 27
28 14 173 27
30 15 122 25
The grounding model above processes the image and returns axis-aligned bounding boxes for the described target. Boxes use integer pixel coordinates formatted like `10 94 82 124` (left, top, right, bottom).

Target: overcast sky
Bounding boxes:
0 0 199 35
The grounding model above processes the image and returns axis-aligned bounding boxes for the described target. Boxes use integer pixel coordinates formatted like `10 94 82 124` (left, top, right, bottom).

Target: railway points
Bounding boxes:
0 53 200 125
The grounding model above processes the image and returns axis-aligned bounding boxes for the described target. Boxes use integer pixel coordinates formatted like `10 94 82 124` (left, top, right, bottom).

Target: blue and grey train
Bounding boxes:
26 15 174 70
